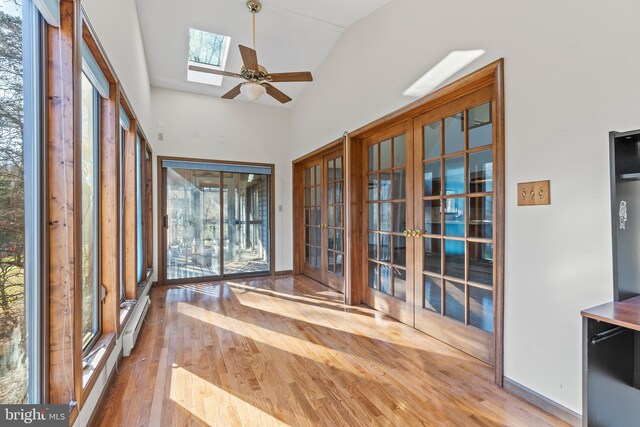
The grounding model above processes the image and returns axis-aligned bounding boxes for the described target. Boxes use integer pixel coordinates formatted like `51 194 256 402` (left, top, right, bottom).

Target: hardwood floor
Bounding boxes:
94 275 568 426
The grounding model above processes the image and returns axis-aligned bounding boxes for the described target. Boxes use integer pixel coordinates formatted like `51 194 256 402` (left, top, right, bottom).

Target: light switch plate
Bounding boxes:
518 180 550 206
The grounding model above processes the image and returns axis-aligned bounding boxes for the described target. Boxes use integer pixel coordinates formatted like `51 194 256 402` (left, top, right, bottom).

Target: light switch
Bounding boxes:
518 180 550 206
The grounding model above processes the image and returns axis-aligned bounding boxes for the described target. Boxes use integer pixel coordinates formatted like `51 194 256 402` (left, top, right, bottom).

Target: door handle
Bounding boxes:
413 230 423 237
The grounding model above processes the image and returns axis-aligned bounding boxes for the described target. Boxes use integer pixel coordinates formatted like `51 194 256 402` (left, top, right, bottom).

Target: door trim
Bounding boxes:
156 155 276 286
346 59 505 385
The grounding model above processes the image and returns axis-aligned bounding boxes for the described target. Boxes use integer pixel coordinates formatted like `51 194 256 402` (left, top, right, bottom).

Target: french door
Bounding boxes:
363 86 498 365
364 122 415 324
160 158 273 284
302 149 345 292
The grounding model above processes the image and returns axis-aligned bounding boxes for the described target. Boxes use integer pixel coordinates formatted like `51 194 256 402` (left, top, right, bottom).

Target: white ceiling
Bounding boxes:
135 0 392 107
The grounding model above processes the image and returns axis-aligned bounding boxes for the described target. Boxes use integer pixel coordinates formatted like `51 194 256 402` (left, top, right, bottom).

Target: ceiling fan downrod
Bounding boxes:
247 1 261 51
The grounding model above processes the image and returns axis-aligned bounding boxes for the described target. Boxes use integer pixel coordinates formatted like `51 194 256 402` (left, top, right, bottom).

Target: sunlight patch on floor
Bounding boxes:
169 365 289 426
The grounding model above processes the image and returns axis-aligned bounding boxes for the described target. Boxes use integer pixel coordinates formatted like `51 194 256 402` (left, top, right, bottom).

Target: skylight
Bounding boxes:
403 50 486 98
187 28 231 87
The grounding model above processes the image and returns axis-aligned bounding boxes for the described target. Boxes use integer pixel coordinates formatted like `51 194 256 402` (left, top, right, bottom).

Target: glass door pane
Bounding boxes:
326 156 344 278
166 168 221 280
223 172 270 275
367 133 409 301
303 164 322 271
414 97 496 365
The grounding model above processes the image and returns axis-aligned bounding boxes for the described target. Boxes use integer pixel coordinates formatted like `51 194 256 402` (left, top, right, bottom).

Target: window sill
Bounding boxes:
82 332 116 396
120 300 135 327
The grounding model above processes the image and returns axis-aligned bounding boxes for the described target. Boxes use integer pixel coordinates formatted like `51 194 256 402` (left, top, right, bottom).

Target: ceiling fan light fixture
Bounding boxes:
240 82 266 101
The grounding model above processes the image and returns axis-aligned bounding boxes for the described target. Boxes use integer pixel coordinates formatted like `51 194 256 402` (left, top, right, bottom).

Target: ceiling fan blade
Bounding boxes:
221 84 243 100
188 65 243 79
264 83 292 104
239 45 259 73
266 72 313 83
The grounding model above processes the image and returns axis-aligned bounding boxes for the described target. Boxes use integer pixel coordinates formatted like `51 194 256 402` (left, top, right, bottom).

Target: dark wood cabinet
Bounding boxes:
582 297 640 426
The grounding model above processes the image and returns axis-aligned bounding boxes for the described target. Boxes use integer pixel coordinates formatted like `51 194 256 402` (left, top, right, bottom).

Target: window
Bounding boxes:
80 73 101 350
118 110 129 302
187 28 230 86
0 0 43 404
136 134 144 283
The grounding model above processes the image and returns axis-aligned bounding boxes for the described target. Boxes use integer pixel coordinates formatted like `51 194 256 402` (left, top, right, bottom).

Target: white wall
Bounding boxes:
150 87 293 277
82 0 152 131
289 0 640 413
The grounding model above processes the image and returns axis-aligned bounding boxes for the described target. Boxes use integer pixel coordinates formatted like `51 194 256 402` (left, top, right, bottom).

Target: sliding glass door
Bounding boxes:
161 159 272 283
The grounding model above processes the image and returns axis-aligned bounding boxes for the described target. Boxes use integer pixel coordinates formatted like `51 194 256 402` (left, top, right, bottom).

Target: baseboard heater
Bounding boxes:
123 295 150 357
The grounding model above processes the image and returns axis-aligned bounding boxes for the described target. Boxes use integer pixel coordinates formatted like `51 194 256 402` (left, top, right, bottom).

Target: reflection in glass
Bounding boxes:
445 280 465 323
469 286 493 332
328 183 334 204
424 276 442 313
336 254 343 276
424 161 441 196
380 172 391 200
394 268 406 301
81 75 98 348
380 234 391 263
393 235 406 267
368 204 378 230
392 202 406 233
468 102 492 149
424 121 442 159
328 206 334 228
469 196 493 239
368 233 378 259
380 203 392 232
444 112 464 154
469 242 493 286
393 169 406 199
328 251 335 272
368 144 378 172
394 135 406 166
444 240 465 279
444 197 465 237
368 174 378 201
424 199 442 235
380 139 391 170
469 149 493 193
335 157 343 180
336 231 343 252
380 264 392 295
424 238 441 273
444 156 464 195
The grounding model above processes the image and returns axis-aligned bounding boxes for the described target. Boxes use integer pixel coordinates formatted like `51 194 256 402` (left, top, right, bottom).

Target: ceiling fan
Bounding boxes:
188 0 313 104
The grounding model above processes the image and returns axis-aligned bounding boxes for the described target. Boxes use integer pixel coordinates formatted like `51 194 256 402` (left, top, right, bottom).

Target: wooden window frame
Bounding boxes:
46 3 154 421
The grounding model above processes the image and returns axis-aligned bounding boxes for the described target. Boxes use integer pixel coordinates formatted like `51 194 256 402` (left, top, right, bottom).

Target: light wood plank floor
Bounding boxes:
94 275 569 427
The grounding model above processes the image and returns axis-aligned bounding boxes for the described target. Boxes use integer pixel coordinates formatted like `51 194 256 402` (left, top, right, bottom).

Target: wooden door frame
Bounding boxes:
156 155 276 286
345 60 505 385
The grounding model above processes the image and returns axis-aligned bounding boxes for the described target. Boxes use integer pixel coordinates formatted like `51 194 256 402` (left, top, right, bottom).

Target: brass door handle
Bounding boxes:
403 230 409 236
413 230 423 237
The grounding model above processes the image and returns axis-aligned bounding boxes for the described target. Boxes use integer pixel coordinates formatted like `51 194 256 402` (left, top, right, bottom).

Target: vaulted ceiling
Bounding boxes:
135 0 392 107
